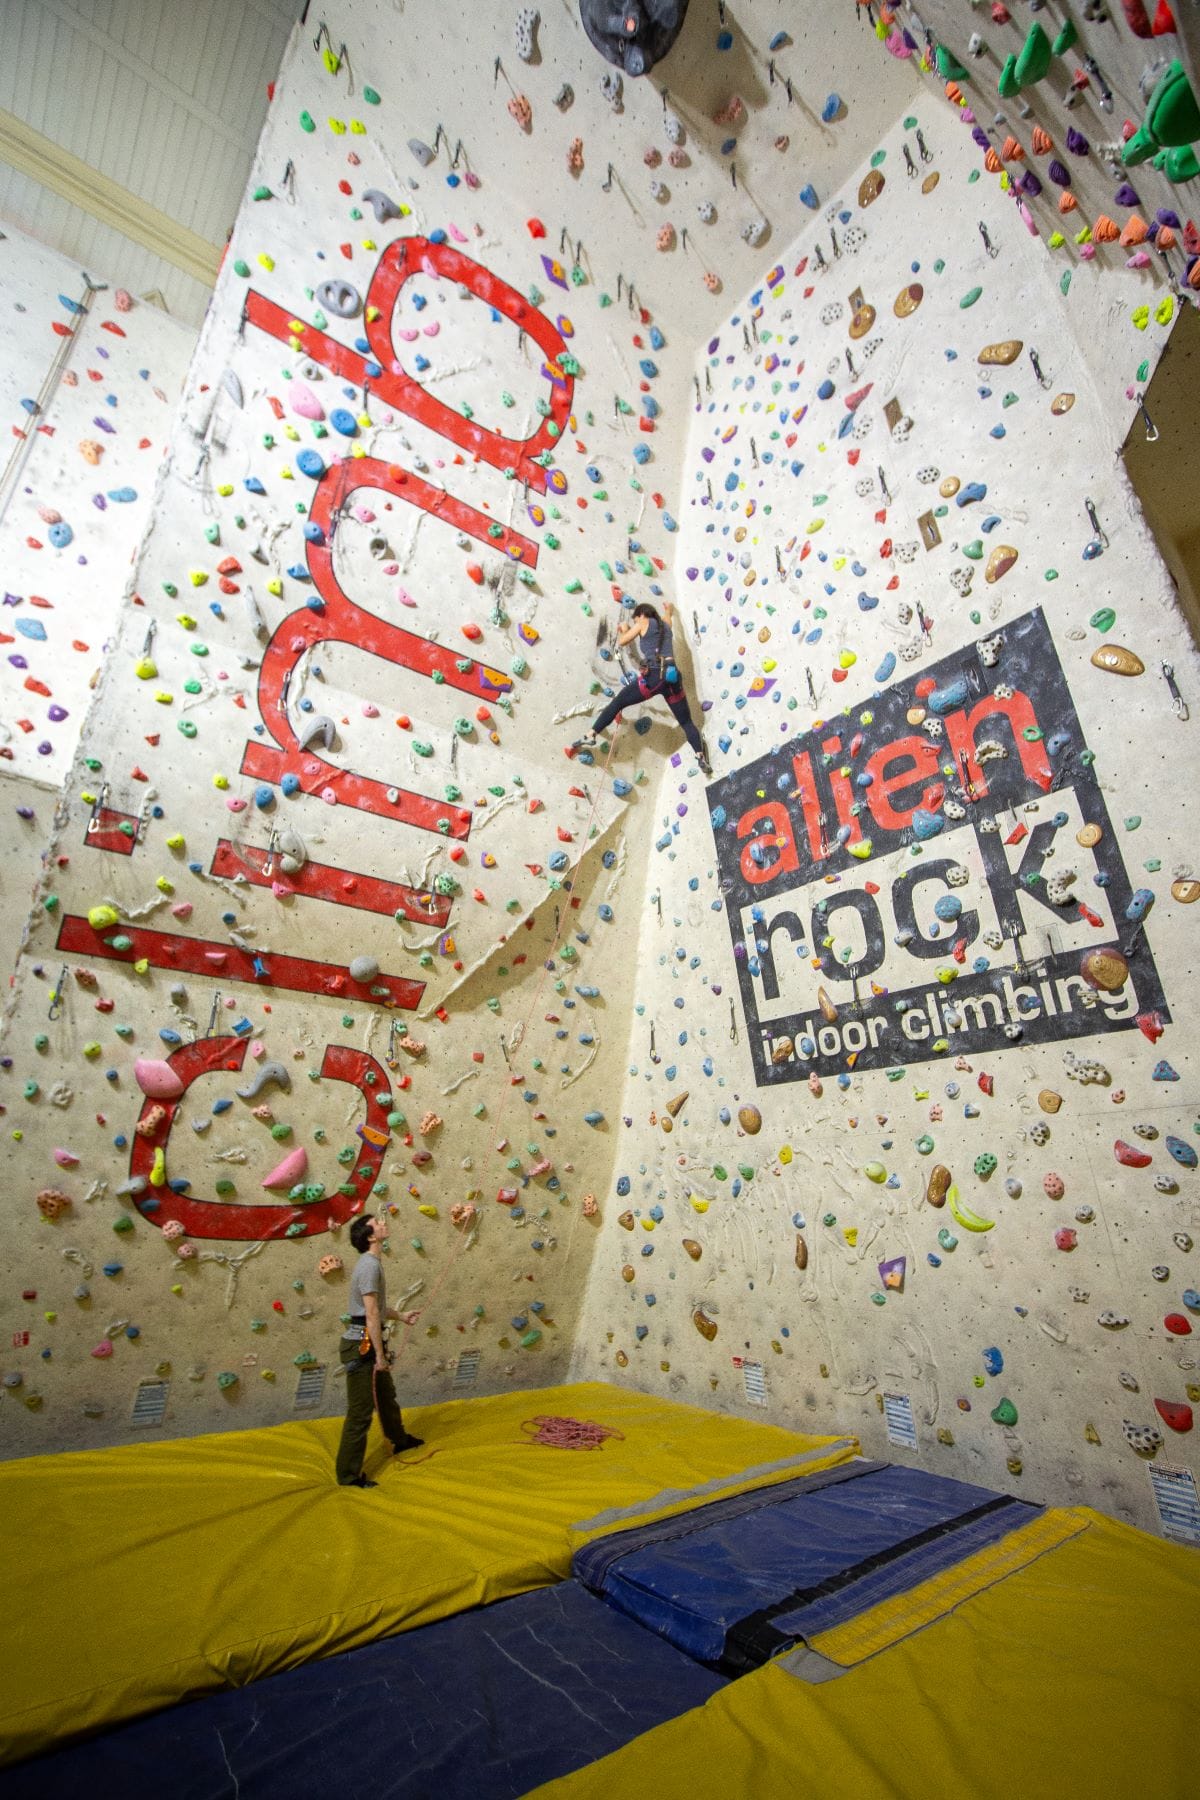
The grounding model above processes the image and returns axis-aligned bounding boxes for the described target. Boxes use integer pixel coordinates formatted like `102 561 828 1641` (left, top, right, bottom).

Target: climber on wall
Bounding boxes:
336 1212 424 1487
573 599 711 773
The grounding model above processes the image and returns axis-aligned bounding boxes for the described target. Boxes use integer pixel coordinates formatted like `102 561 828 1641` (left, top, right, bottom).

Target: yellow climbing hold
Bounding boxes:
838 649 857 669
150 1146 167 1187
946 1184 995 1232
87 904 120 930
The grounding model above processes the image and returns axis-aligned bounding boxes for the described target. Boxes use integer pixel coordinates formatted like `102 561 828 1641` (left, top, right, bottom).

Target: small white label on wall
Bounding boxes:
130 1380 169 1426
742 1360 768 1407
294 1365 327 1411
1149 1463 1200 1546
883 1391 917 1450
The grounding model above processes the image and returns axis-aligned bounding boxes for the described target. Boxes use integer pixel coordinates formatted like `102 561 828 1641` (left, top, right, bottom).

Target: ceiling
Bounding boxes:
0 0 299 325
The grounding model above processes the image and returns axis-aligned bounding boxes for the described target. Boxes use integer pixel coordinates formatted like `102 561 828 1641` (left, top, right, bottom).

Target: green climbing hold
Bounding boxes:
963 541 983 560
233 260 250 278
1090 607 1116 632
1052 18 1077 55
299 112 316 133
960 287 982 309
903 116 918 130
934 45 968 83
997 54 1020 101
1045 568 1058 580
363 86 380 105
869 149 886 168
991 1397 1018 1426
1060 271 1071 296
1013 23 1052 89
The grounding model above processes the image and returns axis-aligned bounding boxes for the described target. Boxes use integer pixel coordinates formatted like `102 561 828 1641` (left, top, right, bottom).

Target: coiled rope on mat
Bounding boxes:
520 1415 626 1450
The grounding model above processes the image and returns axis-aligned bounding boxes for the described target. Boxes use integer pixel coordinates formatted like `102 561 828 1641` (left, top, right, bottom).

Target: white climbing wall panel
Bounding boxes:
570 89 1200 1538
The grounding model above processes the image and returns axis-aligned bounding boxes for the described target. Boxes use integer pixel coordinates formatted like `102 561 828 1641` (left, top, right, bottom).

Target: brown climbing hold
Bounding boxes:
984 545 1018 584
615 1349 629 1368
737 1104 762 1135
661 1116 673 1133
682 1238 703 1261
1038 1090 1063 1114
978 340 1023 365
666 1091 689 1117
921 171 939 194
1076 823 1103 848
939 476 961 498
1051 393 1075 415
894 283 923 317
817 987 838 1024
848 299 876 339
36 1189 72 1219
926 1165 952 1208
770 1037 794 1064
618 1210 635 1230
1090 645 1145 677
1081 947 1129 992
858 169 885 207
1171 879 1200 904
621 1264 635 1283
693 1308 718 1341
795 1233 808 1270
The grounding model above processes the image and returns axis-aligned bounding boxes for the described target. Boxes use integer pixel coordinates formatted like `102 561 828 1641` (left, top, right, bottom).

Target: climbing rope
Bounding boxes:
519 1415 625 1450
390 723 624 1360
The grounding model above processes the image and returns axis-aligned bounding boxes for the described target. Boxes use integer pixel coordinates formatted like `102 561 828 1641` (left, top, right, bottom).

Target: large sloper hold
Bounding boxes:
578 0 690 77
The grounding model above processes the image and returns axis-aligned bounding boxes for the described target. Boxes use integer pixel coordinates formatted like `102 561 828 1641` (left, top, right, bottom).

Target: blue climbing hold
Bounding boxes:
1166 1135 1197 1167
799 184 820 210
296 449 325 478
1152 1061 1179 1081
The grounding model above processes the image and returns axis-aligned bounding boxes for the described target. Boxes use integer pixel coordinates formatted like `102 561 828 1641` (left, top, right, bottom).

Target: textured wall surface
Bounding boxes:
571 86 1200 1538
1 0 1199 1537
0 225 194 785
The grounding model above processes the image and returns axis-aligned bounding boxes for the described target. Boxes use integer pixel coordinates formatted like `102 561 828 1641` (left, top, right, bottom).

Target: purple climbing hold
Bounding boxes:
1048 159 1071 188
1020 170 1042 198
1114 183 1140 208
1065 126 1089 157
1156 208 1181 229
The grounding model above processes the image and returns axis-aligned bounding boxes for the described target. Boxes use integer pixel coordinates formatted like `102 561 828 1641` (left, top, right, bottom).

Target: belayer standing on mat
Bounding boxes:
336 1212 423 1487
574 600 711 774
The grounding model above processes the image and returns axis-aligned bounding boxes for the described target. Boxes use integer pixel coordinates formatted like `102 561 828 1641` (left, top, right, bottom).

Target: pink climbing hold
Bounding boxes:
261 1146 308 1189
288 382 324 420
53 1148 80 1167
133 1057 186 1099
91 1341 114 1359
1114 1140 1152 1167
1054 1227 1077 1251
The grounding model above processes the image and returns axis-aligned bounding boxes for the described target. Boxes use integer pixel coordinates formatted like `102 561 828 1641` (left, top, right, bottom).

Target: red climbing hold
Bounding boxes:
1154 1398 1193 1431
1114 1140 1152 1167
465 563 484 585
1164 1314 1193 1336
526 218 546 238
1137 1011 1165 1042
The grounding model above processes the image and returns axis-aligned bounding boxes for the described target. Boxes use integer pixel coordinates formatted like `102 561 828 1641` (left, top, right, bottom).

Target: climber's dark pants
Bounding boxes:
336 1346 407 1483
592 669 703 753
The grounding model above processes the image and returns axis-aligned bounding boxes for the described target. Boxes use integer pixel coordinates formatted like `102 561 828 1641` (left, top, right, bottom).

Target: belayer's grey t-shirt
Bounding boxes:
347 1251 385 1323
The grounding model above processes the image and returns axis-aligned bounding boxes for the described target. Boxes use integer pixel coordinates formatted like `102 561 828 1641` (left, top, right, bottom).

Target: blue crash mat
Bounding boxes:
0 1581 725 1799
573 1460 1045 1671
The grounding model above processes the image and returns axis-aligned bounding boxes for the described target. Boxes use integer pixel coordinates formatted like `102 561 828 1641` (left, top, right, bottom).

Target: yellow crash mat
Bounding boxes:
531 1506 1199 1800
0 1379 854 1765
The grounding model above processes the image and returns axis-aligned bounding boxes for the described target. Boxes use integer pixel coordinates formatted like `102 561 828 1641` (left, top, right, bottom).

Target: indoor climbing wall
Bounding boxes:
0 226 193 966
1 0 911 1449
571 80 1200 1537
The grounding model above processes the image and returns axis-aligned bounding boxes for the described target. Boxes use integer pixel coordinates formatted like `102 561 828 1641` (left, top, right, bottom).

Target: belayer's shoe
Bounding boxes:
339 1473 378 1488
391 1434 425 1453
